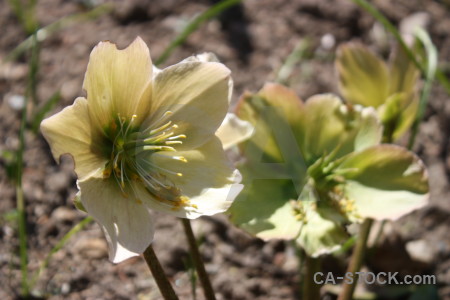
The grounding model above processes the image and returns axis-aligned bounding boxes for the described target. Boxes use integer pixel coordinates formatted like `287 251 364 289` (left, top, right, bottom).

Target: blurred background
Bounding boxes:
0 0 449 299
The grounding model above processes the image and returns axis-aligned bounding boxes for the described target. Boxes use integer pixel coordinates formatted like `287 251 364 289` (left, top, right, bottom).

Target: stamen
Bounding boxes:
173 156 188 163
165 141 183 145
149 121 172 135
142 145 176 152
168 134 186 140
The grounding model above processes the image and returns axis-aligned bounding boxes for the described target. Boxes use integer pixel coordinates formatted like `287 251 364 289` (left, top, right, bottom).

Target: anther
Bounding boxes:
168 134 186 140
173 156 188 163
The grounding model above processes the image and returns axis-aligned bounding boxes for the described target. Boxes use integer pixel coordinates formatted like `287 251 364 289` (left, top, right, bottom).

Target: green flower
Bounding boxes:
336 42 420 142
41 37 243 262
230 83 428 256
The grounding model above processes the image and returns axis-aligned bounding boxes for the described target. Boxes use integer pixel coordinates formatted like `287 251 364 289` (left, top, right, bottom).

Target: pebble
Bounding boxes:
74 237 108 259
45 171 71 192
6 94 25 111
52 206 78 222
405 239 435 264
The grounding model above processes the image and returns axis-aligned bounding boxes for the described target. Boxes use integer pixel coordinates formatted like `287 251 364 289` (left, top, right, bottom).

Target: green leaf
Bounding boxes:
336 43 390 107
335 144 429 220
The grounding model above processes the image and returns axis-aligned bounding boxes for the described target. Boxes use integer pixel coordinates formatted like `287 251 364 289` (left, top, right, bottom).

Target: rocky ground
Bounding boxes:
1 0 449 299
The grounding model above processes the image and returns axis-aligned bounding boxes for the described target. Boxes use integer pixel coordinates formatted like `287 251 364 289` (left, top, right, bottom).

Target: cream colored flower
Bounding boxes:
41 37 243 263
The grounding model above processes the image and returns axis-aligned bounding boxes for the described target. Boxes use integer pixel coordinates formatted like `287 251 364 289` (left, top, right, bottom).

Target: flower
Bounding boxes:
229 83 428 257
41 37 243 263
336 42 420 142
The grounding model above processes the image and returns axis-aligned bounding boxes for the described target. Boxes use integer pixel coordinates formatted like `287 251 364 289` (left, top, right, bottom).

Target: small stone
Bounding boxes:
74 237 108 259
52 207 78 222
61 282 70 294
45 171 71 192
6 94 25 111
406 239 435 264
320 33 335 50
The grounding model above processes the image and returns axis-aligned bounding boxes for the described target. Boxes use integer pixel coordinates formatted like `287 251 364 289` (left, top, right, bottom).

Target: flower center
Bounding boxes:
102 112 193 209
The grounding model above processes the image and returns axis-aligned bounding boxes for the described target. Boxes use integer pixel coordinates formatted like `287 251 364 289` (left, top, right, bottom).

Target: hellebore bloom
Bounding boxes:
230 83 428 257
41 37 243 263
336 43 420 142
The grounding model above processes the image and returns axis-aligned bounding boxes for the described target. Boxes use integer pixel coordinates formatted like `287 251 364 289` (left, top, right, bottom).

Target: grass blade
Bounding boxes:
29 216 93 289
408 28 438 149
31 92 61 134
275 39 311 84
350 0 450 95
4 4 112 63
155 0 242 66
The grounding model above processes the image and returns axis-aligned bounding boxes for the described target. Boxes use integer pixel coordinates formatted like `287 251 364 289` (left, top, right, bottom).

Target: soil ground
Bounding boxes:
0 0 449 299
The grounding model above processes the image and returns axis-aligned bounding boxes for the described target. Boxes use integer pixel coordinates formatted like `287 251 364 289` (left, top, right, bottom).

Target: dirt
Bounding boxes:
0 0 449 299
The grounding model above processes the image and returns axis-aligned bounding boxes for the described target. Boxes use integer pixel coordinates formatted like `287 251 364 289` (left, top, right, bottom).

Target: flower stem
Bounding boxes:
143 244 179 300
303 255 321 300
181 218 216 300
338 218 374 300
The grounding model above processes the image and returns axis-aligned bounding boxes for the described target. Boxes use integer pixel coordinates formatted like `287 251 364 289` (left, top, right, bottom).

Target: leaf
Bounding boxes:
335 144 429 220
336 43 390 107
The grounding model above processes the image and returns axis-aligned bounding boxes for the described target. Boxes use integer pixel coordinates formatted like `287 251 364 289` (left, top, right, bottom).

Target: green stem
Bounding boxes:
14 33 39 299
338 218 374 300
16 186 29 296
181 218 216 300
154 0 242 66
143 244 179 300
29 216 93 289
303 255 322 300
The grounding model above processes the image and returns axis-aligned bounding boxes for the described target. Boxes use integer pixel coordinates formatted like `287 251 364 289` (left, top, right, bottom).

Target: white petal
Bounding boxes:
40 97 106 180
216 113 254 150
83 37 153 128
77 176 155 263
148 61 231 149
139 137 242 218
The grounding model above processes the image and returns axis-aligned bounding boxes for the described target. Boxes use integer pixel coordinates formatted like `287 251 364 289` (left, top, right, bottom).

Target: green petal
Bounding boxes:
378 93 419 141
296 188 349 257
336 145 429 220
229 177 301 240
392 95 419 141
235 84 304 163
299 94 382 164
388 46 420 96
336 43 389 107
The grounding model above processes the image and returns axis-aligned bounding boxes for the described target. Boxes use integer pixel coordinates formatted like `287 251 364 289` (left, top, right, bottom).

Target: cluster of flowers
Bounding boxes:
41 37 428 263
